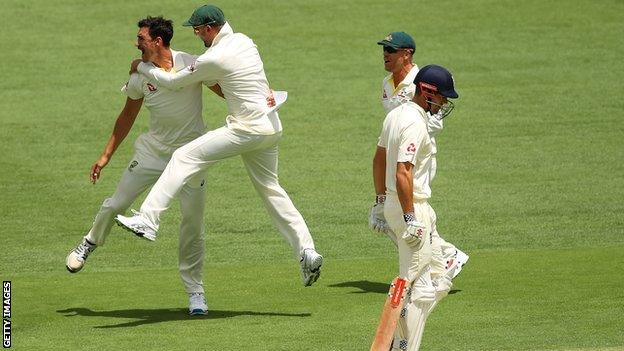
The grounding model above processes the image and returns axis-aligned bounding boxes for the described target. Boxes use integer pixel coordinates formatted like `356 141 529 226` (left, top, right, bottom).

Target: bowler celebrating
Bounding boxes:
115 5 323 287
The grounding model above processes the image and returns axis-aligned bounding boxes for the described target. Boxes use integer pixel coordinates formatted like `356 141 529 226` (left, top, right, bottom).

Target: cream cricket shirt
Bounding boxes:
378 102 433 200
381 65 442 180
123 50 205 154
381 65 419 113
137 22 280 135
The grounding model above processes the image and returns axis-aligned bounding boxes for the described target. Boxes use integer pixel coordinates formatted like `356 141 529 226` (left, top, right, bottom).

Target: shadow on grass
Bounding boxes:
328 280 462 296
328 280 390 293
57 308 310 328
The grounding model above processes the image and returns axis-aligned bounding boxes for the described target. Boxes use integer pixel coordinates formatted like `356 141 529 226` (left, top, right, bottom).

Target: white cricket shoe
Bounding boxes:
450 249 470 280
114 210 157 241
189 292 208 316
300 248 323 287
66 238 97 273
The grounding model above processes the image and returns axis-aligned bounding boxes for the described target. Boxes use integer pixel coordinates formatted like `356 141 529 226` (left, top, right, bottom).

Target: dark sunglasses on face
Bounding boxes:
383 45 398 54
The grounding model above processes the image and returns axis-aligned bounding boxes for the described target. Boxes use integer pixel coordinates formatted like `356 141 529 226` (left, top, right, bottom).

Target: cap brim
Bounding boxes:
377 40 399 49
182 19 194 26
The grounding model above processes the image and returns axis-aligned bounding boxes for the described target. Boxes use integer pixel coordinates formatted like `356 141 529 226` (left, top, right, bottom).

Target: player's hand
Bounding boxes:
401 217 426 249
266 90 276 108
129 59 142 74
368 203 389 234
90 155 110 184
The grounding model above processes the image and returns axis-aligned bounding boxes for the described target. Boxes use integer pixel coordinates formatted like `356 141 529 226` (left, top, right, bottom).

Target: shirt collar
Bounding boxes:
398 64 419 88
170 49 186 72
211 22 233 47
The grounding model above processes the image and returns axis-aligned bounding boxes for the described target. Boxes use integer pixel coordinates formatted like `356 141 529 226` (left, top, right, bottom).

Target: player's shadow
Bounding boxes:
328 280 461 295
57 307 310 328
328 280 390 294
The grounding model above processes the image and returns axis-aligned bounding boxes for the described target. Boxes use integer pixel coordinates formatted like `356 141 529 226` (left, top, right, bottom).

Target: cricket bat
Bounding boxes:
370 277 408 351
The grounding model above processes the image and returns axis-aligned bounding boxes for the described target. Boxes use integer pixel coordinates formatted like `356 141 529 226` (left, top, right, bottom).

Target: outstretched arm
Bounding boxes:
90 97 143 184
136 58 217 90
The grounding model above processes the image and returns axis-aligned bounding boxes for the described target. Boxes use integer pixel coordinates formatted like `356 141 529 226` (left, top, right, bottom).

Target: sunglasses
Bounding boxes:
383 45 398 54
193 24 210 32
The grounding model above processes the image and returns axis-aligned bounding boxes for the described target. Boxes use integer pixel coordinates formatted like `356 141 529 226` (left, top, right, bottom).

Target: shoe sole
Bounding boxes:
304 255 323 287
66 265 80 273
451 253 469 280
189 309 208 316
114 218 156 242
66 253 82 273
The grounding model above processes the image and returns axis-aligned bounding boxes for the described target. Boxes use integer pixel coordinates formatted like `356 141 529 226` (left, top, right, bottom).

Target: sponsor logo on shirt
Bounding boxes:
406 143 416 153
146 83 157 92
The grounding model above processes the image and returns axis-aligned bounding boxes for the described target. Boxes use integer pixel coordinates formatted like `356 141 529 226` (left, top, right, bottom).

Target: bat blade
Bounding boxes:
370 277 407 351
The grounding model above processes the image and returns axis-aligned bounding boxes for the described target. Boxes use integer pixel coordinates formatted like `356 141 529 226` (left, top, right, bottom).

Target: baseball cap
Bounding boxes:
414 64 459 98
377 32 416 51
182 5 226 27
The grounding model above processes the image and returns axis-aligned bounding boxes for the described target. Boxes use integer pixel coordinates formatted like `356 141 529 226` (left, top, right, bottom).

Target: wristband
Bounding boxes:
403 212 415 223
375 194 386 204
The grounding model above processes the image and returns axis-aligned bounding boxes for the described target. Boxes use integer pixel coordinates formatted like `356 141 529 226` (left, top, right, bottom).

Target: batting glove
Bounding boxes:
368 195 389 234
401 213 426 249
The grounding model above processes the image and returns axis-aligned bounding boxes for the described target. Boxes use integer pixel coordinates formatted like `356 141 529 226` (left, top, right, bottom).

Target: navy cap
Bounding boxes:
414 64 458 98
377 32 416 51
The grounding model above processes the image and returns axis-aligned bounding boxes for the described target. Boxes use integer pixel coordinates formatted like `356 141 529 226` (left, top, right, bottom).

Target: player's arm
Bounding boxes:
369 145 390 233
395 122 428 247
90 97 143 184
135 57 218 90
373 146 386 195
395 161 414 214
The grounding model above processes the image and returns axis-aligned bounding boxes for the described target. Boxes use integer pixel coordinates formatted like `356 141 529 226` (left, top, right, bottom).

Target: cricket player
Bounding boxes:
369 32 469 291
65 16 212 315
114 5 323 287
372 64 459 350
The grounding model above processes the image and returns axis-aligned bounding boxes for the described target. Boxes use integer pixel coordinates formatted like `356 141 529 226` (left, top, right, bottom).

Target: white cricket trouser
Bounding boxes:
384 194 436 351
139 125 316 258
429 208 447 279
85 137 206 294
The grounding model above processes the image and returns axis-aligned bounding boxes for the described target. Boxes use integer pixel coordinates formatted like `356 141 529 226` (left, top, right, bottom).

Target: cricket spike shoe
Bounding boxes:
114 210 157 241
189 292 208 316
452 249 470 279
300 248 323 287
66 238 97 273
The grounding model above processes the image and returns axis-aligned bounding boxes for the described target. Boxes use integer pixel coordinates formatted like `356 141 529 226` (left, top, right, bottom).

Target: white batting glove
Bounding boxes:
368 195 389 234
401 213 426 249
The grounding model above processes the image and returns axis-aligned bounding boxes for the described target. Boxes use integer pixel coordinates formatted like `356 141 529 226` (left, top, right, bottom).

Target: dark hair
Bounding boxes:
138 16 173 46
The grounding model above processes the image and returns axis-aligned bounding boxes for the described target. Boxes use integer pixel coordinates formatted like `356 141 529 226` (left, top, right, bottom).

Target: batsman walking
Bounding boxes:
370 65 459 351
115 4 323 287
369 31 469 309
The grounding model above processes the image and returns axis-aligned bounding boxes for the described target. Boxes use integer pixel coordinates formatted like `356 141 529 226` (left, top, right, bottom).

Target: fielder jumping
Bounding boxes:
369 32 469 297
114 5 323 287
66 16 211 315
370 65 459 350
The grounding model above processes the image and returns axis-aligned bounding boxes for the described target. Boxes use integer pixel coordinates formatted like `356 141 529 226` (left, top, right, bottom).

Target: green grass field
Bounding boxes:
1 0 623 350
